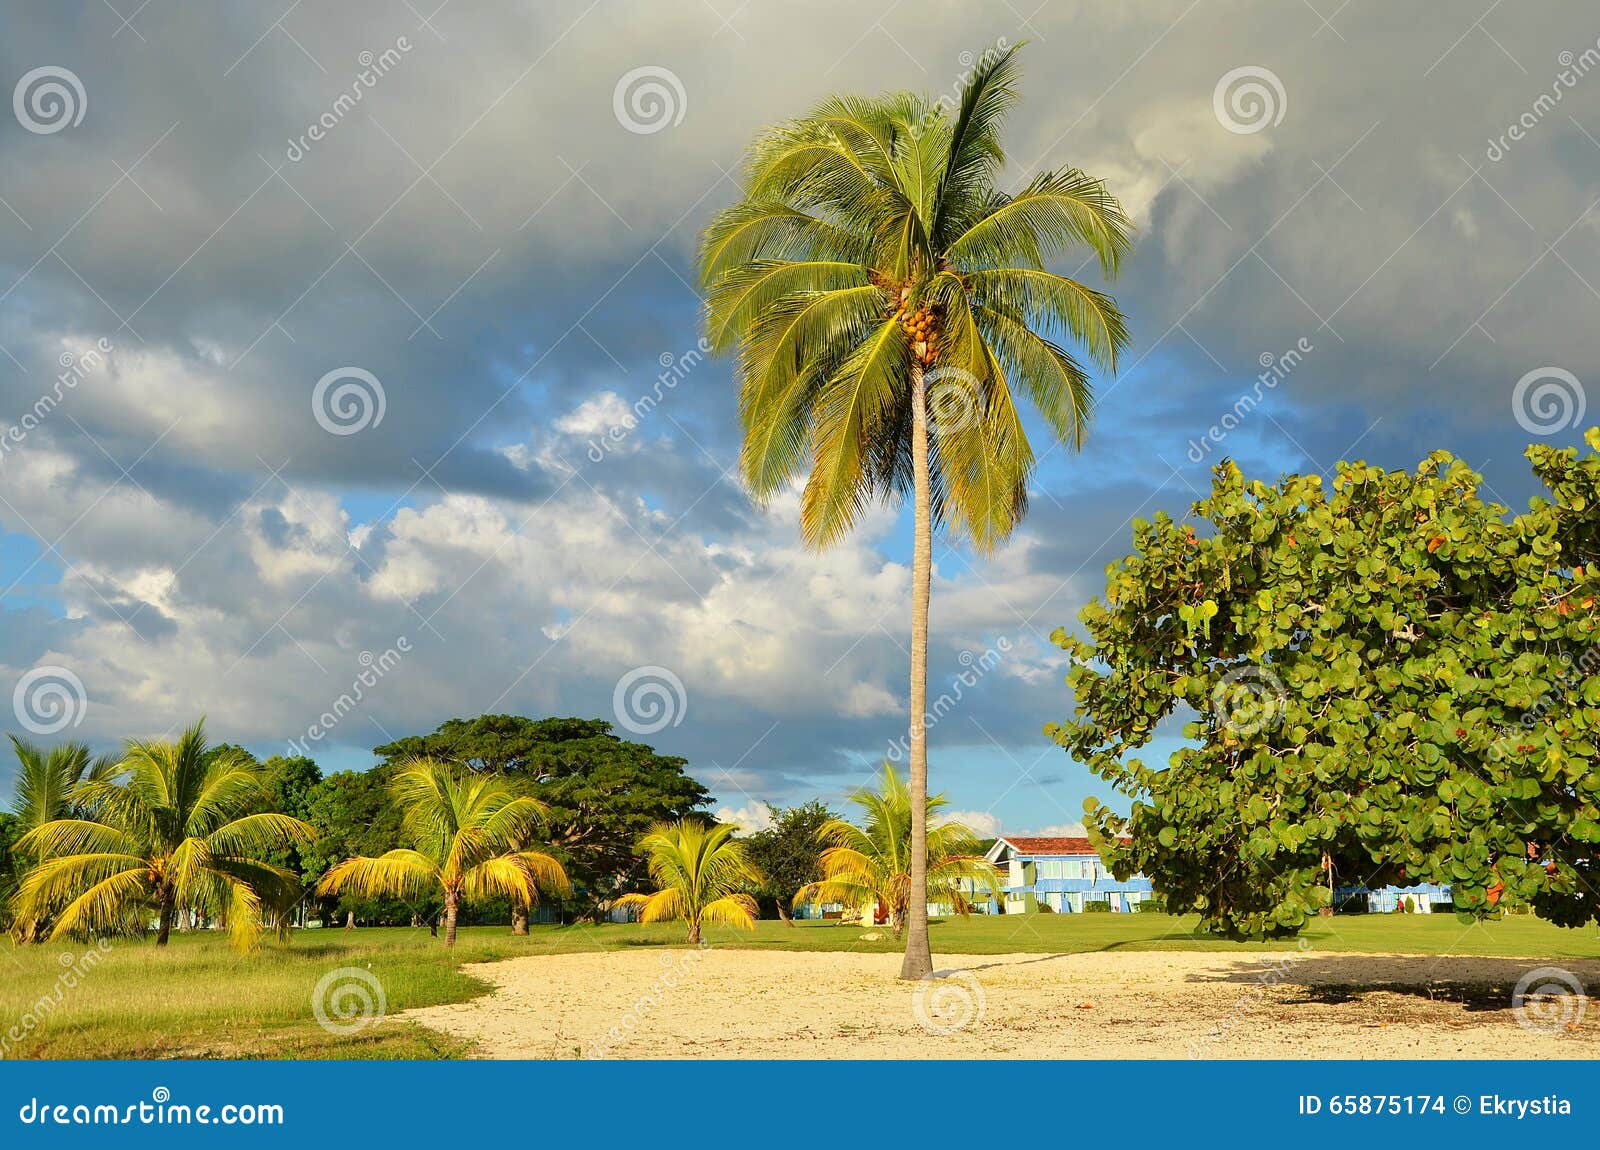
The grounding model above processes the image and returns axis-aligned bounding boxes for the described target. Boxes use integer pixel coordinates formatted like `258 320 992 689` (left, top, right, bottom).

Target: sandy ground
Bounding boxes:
401 947 1600 1059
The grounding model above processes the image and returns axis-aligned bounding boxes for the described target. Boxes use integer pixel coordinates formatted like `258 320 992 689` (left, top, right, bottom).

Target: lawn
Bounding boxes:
4 912 1597 1059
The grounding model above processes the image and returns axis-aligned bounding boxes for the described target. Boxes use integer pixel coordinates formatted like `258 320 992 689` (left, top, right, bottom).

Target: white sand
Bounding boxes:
401 947 1600 1059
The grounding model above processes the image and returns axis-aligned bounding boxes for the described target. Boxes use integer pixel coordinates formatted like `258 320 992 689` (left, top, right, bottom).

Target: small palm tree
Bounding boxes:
615 819 763 944
316 758 569 946
9 736 119 834
701 44 1131 978
8 737 118 941
11 721 316 951
793 762 999 936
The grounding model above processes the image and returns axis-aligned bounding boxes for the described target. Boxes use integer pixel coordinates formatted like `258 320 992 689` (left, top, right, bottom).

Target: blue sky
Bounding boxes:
2 2 1598 837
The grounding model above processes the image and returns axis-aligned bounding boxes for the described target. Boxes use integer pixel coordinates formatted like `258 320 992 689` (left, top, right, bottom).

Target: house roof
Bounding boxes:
999 836 1101 856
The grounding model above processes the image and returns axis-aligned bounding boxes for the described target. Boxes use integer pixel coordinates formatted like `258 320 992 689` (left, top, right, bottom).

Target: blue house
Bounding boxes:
1335 882 1452 913
985 836 1154 914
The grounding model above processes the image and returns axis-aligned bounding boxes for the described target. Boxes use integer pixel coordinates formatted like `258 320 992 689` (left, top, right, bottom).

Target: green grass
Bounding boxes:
4 912 1597 1059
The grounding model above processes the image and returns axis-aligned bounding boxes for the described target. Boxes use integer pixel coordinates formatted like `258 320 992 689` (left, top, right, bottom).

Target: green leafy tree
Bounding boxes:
700 44 1131 978
741 800 838 921
1051 434 1600 939
12 721 315 950
302 766 412 926
315 757 569 946
375 716 710 916
616 819 763 944
0 812 20 932
793 763 1000 935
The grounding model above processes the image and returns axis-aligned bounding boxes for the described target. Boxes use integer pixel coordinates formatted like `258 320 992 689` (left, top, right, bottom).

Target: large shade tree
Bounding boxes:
1052 433 1600 938
375 715 710 918
11 721 315 951
700 44 1131 977
316 757 569 946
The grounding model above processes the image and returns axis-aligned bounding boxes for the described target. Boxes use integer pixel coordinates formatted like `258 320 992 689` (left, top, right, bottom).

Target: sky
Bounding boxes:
2 1 1598 838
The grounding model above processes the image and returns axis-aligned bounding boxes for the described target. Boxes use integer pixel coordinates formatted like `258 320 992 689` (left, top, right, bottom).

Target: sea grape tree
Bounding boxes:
1048 431 1600 938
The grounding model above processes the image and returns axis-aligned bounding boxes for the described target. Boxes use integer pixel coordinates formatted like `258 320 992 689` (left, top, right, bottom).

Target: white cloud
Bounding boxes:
941 809 1004 838
716 801 775 833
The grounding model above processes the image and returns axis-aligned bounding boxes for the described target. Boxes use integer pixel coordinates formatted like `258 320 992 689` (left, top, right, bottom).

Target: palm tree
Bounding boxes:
615 819 763 944
793 762 999 935
699 44 1131 978
11 721 316 951
8 737 118 941
316 757 569 946
9 736 119 834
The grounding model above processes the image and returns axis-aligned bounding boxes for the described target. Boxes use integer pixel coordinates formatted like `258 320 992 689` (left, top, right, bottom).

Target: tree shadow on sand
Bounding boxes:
1188 954 1600 1014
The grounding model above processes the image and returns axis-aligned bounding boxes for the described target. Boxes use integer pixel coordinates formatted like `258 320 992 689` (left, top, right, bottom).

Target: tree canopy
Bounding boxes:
375 715 709 901
741 800 837 917
1050 433 1600 938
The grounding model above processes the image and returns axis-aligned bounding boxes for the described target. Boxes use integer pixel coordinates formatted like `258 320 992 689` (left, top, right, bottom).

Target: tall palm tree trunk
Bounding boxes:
511 904 529 935
900 360 934 981
687 914 702 945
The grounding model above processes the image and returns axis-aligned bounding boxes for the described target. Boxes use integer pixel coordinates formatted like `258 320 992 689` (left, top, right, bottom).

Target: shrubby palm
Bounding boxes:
793 762 999 936
616 819 763 944
316 758 569 946
11 721 315 951
700 43 1131 977
8 737 118 941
